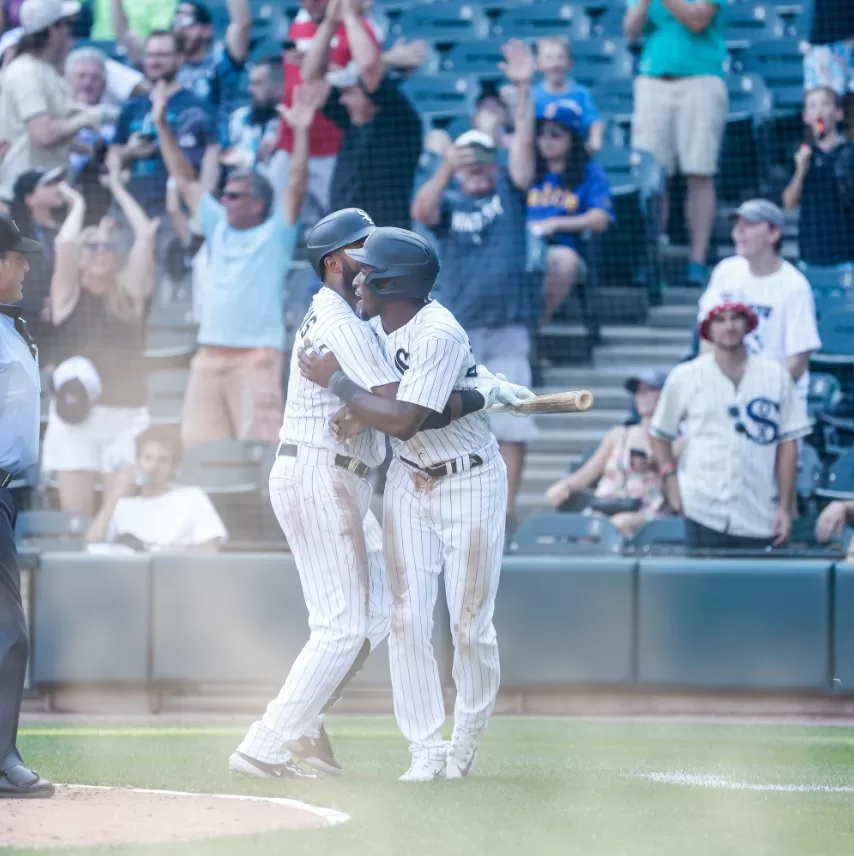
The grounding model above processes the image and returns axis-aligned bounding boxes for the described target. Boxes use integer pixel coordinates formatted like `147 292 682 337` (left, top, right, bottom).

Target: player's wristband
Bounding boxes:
421 390 485 430
328 370 363 404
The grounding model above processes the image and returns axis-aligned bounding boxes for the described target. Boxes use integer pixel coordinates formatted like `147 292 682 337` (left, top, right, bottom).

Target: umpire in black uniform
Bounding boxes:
0 214 54 798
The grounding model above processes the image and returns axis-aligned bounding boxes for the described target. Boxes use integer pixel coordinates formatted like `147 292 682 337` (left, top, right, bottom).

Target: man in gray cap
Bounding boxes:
0 0 103 201
697 198 821 408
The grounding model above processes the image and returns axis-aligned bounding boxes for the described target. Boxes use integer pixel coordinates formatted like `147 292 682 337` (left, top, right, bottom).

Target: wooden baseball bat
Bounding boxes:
488 390 595 414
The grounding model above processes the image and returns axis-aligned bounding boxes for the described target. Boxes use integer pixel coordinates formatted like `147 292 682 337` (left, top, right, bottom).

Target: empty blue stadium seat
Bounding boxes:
401 73 477 119
391 5 490 44
15 510 91 548
508 512 623 555
440 39 504 79
147 369 189 426
797 442 823 499
812 308 854 367
807 372 842 422
726 72 773 122
725 2 786 47
588 5 625 37
804 263 854 292
492 1 591 40
741 38 805 84
591 75 634 123
816 450 854 500
627 517 686 555
570 38 635 86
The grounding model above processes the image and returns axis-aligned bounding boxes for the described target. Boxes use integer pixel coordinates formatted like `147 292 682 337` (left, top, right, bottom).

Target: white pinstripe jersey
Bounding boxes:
280 287 399 467
369 300 494 467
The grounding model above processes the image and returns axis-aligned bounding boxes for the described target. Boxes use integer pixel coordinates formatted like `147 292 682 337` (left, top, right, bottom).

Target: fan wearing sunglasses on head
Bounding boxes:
649 296 813 553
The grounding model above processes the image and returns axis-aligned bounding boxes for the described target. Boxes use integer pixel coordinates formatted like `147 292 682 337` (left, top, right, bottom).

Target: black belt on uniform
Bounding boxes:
400 453 484 480
0 469 13 489
277 443 370 479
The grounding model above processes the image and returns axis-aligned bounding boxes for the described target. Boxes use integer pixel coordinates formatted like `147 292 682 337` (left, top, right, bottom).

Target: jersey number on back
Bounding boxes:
298 307 317 340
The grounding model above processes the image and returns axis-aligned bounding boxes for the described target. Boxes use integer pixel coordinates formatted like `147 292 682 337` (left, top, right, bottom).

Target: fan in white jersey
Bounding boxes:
651 296 811 552
230 211 517 782
298 227 535 784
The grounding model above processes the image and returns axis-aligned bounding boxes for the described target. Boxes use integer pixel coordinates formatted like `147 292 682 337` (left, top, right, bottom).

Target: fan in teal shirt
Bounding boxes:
627 0 726 78
526 100 614 255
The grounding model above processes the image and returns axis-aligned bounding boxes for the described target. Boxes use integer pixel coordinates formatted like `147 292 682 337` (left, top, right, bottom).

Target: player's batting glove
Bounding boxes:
494 373 536 413
472 369 503 410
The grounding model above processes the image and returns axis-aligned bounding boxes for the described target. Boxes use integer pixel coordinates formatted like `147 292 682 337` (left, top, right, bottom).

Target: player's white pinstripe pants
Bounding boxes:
383 441 507 759
238 447 389 764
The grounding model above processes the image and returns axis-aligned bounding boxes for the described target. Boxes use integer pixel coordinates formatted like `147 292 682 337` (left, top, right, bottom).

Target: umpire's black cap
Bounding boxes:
306 208 376 279
0 215 42 255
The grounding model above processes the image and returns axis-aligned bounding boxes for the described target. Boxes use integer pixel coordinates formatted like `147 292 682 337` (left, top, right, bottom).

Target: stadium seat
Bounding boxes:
439 40 505 82
718 74 773 202
804 263 854 291
821 410 854 457
15 510 91 549
147 369 189 427
147 297 196 331
816 450 854 501
507 512 623 555
391 6 490 44
627 517 686 555
569 38 635 87
740 38 805 83
588 5 626 37
807 372 842 423
725 3 786 48
491 2 591 41
591 75 634 126
796 443 823 509
249 37 285 63
177 440 279 545
401 74 478 121
589 145 663 294
812 309 854 368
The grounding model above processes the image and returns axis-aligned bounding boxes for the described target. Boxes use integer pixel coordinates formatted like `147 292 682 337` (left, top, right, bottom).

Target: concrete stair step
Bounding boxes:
599 325 693 347
660 286 704 306
541 365 663 388
595 343 687 367
530 427 606 455
648 303 699 329
525 452 582 470
531 409 623 431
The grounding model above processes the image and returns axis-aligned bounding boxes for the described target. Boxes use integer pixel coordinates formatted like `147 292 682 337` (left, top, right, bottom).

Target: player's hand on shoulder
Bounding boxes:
298 342 341 388
330 405 366 442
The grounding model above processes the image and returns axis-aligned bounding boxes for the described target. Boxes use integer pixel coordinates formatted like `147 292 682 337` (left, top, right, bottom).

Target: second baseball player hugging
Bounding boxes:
300 226 533 783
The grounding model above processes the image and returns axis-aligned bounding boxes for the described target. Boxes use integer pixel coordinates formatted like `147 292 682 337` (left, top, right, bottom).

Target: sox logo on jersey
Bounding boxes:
235 287 399 766
650 352 812 539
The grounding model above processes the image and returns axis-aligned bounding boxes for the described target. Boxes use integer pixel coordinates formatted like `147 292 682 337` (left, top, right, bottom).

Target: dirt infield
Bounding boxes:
2 785 349 849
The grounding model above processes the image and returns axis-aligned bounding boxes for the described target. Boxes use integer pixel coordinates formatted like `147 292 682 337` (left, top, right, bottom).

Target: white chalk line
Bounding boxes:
635 771 854 793
65 784 351 826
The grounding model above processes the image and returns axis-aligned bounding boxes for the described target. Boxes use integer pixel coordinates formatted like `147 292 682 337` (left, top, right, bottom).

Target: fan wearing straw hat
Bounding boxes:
650 295 812 552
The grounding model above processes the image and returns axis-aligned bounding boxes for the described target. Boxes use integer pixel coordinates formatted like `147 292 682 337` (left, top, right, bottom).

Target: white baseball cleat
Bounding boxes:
398 755 446 784
445 736 480 780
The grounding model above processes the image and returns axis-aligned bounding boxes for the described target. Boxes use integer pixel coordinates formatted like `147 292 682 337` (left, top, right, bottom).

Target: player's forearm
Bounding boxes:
775 440 798 511
420 390 485 430
329 371 427 439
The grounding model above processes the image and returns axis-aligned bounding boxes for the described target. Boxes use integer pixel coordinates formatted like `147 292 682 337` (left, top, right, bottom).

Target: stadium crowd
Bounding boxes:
0 0 853 558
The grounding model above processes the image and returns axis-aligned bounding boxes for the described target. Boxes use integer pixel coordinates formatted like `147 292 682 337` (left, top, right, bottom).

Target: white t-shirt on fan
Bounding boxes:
698 257 822 402
104 486 227 550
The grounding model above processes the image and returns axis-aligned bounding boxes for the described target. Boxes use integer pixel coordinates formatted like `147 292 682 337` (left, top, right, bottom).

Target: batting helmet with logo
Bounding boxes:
305 208 376 278
345 227 439 300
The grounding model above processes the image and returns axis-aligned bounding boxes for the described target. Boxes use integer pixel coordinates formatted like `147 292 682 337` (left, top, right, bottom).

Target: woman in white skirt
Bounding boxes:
42 151 159 514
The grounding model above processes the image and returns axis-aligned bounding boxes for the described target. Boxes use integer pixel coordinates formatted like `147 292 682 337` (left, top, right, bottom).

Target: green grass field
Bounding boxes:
7 716 854 855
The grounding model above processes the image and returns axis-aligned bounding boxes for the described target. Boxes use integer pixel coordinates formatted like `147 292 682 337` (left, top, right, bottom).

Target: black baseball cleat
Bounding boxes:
228 752 317 780
288 726 343 776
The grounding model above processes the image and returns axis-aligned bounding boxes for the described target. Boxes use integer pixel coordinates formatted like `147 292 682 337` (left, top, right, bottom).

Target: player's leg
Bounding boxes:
384 459 447 782
234 461 373 772
437 453 508 779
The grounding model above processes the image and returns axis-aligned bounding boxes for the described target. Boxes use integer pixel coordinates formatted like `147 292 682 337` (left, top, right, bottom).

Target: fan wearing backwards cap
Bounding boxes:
109 0 251 137
650 295 812 553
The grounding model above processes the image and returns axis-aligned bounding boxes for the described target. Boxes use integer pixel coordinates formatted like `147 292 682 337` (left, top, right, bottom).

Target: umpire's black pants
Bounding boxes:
0 488 27 772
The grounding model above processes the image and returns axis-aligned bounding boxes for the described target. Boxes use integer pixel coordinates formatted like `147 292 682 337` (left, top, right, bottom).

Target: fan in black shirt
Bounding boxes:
322 71 422 230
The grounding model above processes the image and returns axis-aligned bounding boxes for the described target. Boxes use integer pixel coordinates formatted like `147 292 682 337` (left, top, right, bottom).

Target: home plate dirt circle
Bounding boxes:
3 784 350 849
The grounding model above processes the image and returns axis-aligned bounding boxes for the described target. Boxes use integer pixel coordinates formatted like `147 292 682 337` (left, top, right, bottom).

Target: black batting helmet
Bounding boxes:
305 208 376 278
345 227 439 300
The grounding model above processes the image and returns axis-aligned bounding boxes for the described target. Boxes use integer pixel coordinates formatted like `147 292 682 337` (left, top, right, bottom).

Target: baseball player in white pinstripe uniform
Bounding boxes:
231 213 523 781
299 227 535 783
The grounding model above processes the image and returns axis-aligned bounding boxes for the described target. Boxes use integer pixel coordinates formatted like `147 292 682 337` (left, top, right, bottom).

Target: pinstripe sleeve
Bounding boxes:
396 334 469 412
325 321 399 390
650 370 686 441
778 368 812 442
